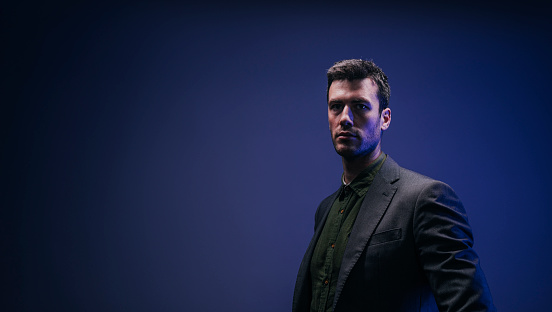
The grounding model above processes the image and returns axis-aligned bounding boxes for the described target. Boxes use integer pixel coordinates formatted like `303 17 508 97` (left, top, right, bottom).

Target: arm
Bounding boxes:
413 181 496 312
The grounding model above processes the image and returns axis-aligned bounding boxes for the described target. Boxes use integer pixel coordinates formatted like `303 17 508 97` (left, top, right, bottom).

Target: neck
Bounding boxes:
342 148 381 184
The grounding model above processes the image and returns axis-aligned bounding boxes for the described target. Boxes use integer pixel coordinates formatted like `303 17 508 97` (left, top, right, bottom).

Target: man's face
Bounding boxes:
328 78 391 160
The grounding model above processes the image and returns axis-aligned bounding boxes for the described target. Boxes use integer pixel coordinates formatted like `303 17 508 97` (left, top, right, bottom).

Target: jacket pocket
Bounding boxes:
368 228 402 246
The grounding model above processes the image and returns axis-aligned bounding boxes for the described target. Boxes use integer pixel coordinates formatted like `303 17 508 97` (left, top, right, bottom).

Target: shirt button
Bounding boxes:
331 243 335 248
340 209 344 214
324 279 329 285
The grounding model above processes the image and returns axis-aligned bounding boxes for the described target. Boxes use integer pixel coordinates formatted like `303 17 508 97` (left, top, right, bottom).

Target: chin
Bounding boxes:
335 147 360 158
335 144 377 160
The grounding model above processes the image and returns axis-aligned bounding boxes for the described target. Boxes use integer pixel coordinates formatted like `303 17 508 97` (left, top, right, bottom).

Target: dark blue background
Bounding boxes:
3 1 552 311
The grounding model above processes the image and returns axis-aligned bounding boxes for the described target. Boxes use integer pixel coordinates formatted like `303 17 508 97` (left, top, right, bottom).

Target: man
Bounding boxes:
292 59 495 312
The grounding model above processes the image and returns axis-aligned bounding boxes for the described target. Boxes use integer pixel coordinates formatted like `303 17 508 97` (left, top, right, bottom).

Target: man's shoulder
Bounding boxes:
384 156 456 194
398 165 437 185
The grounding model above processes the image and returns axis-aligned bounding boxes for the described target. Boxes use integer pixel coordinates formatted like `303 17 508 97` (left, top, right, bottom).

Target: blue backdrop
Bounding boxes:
3 1 552 311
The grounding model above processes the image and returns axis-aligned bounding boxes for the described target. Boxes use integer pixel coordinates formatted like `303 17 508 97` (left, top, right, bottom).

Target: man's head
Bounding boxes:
327 59 390 114
327 59 391 160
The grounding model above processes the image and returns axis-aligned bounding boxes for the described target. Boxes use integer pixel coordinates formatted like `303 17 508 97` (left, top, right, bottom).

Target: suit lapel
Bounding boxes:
333 157 400 308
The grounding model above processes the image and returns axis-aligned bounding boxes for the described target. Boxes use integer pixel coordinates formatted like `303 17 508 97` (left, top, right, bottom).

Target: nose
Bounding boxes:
339 105 353 127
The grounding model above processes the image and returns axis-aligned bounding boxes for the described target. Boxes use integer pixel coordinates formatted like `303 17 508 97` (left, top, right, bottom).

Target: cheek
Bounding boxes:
328 119 338 130
360 120 380 136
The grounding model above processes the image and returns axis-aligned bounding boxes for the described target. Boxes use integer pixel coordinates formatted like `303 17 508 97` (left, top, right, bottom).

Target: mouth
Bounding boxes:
336 132 357 139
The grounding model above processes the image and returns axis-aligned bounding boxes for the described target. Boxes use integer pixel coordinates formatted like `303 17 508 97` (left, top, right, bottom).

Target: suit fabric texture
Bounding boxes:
293 156 495 312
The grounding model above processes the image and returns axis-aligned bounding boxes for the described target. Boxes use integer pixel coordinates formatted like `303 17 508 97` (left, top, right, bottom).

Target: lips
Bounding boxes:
336 132 356 139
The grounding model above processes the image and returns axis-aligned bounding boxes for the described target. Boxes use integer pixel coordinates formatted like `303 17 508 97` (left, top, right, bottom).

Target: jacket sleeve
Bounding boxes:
413 181 496 312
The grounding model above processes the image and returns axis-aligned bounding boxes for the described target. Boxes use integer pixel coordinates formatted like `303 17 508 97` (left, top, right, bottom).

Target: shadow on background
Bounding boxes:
3 1 552 311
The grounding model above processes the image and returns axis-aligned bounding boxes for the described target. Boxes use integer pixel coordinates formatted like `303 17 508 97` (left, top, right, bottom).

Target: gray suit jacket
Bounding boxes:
292 157 495 312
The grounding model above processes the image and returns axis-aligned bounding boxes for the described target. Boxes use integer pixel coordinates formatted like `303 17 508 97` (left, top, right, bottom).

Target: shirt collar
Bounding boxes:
341 152 387 197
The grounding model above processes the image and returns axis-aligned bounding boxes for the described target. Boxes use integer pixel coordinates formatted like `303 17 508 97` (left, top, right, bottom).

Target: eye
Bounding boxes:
355 103 368 110
329 103 343 112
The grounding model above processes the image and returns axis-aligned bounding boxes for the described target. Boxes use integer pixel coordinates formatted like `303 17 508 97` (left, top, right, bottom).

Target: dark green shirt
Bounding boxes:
309 153 386 312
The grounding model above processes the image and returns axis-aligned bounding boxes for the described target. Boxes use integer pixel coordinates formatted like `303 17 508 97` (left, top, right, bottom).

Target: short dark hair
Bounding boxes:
326 59 390 113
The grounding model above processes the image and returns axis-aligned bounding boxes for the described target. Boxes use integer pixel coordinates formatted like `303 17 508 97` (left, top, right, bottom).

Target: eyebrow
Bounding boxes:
351 98 371 104
328 98 371 105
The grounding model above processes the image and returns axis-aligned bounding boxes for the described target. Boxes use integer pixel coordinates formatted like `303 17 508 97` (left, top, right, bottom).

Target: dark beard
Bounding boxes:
333 139 377 161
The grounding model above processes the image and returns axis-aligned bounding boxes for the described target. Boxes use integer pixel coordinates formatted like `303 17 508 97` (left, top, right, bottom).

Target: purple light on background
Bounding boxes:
3 1 552 311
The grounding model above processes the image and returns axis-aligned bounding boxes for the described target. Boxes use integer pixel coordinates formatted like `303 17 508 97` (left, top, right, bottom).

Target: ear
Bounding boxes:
380 108 391 131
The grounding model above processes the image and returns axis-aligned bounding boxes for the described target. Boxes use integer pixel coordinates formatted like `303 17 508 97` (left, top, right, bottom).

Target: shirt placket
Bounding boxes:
318 186 352 312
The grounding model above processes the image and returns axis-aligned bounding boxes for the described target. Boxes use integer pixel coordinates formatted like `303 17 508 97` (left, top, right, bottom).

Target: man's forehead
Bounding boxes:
329 78 378 94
